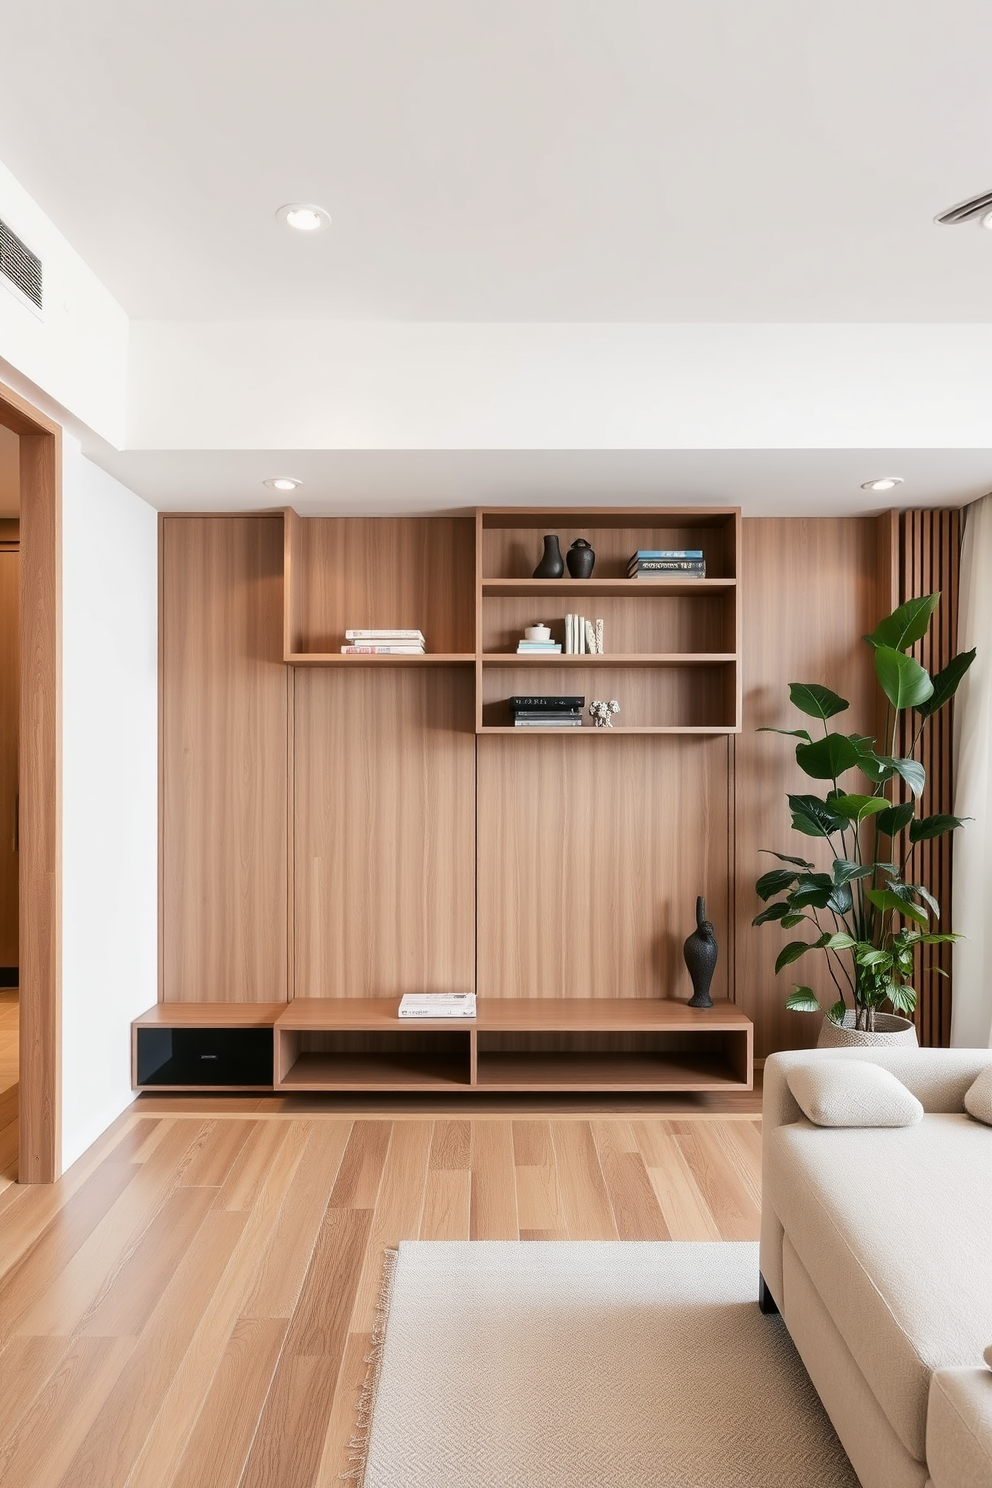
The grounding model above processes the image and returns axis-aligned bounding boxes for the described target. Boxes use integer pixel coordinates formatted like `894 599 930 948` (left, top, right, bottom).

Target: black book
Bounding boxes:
509 695 585 710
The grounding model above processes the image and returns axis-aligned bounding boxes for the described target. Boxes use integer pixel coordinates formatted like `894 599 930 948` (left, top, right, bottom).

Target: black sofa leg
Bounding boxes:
758 1273 780 1315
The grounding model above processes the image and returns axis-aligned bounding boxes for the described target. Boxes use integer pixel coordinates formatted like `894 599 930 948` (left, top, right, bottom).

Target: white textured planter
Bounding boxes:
817 1012 919 1049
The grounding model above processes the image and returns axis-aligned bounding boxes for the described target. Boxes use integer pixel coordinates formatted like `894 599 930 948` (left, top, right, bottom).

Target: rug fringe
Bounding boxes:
339 1246 399 1484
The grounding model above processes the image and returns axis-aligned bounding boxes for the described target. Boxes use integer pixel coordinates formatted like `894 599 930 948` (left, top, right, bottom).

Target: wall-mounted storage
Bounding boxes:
283 509 476 664
476 508 741 733
133 999 753 1093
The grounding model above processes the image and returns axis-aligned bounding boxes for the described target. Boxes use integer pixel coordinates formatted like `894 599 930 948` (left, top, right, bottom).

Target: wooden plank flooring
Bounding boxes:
0 1102 762 1488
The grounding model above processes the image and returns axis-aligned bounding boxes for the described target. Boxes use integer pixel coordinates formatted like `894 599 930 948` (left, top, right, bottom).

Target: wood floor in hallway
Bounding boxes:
0 1102 762 1488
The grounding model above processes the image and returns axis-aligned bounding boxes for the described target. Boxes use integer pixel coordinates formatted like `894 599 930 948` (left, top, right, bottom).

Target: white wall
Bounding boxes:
128 320 992 452
0 158 128 448
61 439 157 1170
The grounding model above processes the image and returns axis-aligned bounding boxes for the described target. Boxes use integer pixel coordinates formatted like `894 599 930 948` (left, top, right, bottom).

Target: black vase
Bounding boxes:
533 534 564 578
566 539 596 578
683 896 718 1008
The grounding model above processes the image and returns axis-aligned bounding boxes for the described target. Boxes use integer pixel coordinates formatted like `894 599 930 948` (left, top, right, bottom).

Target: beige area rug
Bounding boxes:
353 1241 859 1488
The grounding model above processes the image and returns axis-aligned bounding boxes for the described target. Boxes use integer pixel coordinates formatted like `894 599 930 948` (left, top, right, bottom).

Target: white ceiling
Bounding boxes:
1 0 990 323
1 2 991 516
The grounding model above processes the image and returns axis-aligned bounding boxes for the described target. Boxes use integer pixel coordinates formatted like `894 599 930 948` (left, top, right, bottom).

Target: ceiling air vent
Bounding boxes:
0 216 43 308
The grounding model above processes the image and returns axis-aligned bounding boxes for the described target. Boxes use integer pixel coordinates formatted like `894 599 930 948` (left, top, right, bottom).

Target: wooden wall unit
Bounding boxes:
733 516 892 1058
293 666 476 998
477 735 732 1001
160 516 290 1002
154 503 925 1092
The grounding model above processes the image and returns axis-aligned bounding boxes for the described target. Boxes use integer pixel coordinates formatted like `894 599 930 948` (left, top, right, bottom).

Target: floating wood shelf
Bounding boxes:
133 999 753 1094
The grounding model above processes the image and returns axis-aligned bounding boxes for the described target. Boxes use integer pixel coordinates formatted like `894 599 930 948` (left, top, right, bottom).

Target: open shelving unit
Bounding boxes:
154 503 751 1096
476 507 741 734
134 999 753 1094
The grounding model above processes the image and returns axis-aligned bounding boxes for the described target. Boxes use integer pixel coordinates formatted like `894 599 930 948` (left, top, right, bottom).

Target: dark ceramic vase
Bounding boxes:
683 896 718 1008
533 534 565 578
566 538 596 578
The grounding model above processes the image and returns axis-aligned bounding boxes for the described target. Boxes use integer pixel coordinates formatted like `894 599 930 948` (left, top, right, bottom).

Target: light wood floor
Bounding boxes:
0 1094 763 1488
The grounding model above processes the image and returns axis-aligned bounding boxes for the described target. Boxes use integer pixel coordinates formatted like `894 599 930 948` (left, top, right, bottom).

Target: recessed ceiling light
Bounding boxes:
263 476 303 492
277 203 330 232
860 477 904 493
934 190 992 226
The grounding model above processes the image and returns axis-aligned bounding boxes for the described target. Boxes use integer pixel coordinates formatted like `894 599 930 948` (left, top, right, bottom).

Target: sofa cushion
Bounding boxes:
787 1061 924 1128
965 1067 992 1128
765 1114 992 1462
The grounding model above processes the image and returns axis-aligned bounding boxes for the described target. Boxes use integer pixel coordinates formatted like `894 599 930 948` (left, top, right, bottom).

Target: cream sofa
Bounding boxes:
760 1046 992 1488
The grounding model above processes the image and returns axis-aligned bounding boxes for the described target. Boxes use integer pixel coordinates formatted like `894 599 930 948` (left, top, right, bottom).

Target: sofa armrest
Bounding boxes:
927 1367 992 1488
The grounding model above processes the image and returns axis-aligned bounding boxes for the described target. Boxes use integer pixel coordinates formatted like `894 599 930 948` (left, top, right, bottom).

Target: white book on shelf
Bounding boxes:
345 629 425 641
398 993 477 1019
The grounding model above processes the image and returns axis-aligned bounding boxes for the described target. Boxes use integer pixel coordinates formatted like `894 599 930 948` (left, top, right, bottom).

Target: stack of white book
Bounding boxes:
398 993 477 1019
565 615 604 654
341 628 426 655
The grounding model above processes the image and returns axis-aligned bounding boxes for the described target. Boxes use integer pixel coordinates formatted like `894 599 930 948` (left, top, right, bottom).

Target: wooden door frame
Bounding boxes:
0 378 61 1182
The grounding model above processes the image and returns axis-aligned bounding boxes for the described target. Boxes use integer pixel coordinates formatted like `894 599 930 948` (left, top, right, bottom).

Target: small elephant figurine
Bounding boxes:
589 699 620 728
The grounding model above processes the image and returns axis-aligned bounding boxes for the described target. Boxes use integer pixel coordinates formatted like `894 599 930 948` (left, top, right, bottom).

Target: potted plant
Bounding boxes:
753 594 975 1042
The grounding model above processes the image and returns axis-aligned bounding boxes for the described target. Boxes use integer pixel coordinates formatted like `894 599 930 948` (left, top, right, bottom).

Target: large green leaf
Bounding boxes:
829 794 890 822
752 900 793 926
902 882 940 918
909 813 968 843
775 941 818 973
824 931 857 949
827 880 854 915
790 876 835 909
865 888 929 927
865 594 940 652
795 734 861 781
915 649 977 718
874 647 935 711
832 859 874 885
876 801 916 837
854 745 894 784
887 983 917 1015
890 758 926 798
788 794 846 838
785 987 821 1013
755 868 802 900
756 726 813 742
760 850 816 869
788 683 849 719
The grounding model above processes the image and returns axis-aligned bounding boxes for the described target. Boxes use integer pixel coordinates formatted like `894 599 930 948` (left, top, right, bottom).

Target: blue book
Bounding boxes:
631 549 703 558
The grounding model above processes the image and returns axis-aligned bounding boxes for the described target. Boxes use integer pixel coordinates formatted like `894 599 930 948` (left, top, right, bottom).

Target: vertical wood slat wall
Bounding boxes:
898 510 960 1047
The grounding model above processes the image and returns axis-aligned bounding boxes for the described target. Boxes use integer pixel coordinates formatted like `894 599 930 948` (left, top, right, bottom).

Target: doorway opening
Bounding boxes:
0 379 61 1183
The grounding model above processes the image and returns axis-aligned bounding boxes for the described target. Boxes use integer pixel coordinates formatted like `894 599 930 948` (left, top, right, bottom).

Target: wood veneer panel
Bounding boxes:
293 667 476 998
161 517 289 1002
734 517 884 1059
0 549 19 965
17 419 62 1184
477 733 732 1001
293 516 475 655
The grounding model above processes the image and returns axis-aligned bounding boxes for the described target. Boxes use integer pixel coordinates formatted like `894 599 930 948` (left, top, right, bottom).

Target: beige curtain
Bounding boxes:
952 493 992 1047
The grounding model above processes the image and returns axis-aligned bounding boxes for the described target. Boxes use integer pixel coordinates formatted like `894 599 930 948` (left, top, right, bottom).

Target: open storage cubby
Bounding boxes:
282 508 476 665
476 508 741 733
